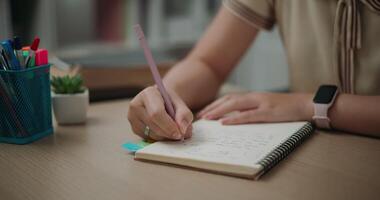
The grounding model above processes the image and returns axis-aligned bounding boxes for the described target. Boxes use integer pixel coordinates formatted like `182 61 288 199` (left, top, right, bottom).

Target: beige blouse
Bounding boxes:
223 0 380 95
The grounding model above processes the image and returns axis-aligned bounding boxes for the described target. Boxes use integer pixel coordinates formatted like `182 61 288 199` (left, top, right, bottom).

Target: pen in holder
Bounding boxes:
0 64 53 144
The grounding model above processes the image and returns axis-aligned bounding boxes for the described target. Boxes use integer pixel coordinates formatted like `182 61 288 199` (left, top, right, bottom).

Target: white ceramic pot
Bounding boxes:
52 89 89 125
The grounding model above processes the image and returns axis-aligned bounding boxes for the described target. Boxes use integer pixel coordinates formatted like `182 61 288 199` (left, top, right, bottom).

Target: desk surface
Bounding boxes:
0 99 379 200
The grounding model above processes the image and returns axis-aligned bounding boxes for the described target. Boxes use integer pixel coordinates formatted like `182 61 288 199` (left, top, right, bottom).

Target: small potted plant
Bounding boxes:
51 75 89 125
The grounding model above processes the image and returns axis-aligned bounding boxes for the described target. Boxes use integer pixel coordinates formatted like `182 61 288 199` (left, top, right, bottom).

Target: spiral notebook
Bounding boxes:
135 120 314 179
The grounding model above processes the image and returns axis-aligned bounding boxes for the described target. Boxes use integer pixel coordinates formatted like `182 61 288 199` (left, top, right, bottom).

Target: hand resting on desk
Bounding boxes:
198 92 314 125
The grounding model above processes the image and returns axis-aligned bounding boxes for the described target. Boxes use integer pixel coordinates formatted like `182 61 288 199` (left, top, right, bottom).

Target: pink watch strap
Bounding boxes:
313 116 331 129
312 89 339 130
313 103 332 129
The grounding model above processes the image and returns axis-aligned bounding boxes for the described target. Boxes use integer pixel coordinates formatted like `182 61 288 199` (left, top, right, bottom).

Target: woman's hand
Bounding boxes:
128 86 193 141
198 92 314 125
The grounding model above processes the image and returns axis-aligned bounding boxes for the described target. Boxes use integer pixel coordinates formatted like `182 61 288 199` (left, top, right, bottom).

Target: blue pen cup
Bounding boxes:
0 64 53 144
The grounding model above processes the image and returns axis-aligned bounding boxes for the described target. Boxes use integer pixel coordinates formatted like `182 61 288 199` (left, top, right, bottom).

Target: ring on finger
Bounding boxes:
144 125 151 137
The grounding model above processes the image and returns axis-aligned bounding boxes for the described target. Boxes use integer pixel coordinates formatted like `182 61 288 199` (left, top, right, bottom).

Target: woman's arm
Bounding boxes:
128 7 259 140
198 92 380 138
164 6 259 110
329 94 380 137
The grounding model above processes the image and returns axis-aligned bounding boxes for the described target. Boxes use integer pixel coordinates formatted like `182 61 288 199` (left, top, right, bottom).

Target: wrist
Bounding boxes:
299 93 314 121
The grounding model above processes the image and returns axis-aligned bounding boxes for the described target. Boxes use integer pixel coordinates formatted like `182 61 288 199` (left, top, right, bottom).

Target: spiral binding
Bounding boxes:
257 123 314 176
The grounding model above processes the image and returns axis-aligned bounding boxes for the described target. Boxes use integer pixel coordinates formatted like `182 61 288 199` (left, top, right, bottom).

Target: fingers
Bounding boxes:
141 123 166 141
128 106 179 140
174 100 194 135
167 89 194 136
201 96 259 120
220 109 267 125
197 95 228 118
141 87 183 139
184 124 193 139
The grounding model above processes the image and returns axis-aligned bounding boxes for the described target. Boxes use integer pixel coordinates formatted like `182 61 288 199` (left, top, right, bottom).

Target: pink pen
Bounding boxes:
134 24 183 140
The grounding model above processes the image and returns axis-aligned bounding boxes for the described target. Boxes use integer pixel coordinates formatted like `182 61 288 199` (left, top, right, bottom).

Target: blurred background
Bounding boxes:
0 0 289 101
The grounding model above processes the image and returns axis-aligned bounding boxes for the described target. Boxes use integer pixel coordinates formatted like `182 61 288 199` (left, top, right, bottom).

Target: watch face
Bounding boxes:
313 85 338 104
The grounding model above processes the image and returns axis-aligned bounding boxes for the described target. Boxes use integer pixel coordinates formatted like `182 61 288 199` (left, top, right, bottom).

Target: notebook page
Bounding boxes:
138 120 308 168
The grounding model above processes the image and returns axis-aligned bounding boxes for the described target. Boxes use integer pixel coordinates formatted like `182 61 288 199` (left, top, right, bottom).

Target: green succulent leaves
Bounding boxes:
51 75 85 94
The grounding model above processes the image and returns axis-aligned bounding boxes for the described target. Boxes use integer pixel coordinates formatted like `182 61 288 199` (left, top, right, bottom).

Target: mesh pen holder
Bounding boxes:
0 64 53 144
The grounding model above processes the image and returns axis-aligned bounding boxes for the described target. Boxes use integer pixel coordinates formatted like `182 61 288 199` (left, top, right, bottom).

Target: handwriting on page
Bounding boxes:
151 120 300 167
180 124 275 163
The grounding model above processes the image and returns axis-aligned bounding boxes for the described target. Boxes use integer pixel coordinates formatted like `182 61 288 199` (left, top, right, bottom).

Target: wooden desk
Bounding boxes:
0 99 379 200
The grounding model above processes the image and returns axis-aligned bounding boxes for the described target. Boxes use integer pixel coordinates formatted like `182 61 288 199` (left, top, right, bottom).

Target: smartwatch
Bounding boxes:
312 85 339 129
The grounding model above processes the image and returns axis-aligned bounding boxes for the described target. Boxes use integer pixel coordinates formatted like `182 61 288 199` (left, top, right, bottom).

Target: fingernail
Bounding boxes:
204 115 213 120
185 125 193 139
180 120 189 134
187 124 193 132
173 133 182 140
220 118 229 124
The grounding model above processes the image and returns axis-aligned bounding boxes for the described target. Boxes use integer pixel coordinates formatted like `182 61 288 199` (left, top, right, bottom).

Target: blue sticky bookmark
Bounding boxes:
122 141 152 153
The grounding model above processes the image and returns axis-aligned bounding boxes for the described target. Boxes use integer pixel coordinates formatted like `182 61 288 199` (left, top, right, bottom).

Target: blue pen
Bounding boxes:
1 40 21 70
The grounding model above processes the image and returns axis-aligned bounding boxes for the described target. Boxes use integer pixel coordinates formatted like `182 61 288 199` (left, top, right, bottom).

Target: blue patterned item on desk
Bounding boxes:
122 141 152 153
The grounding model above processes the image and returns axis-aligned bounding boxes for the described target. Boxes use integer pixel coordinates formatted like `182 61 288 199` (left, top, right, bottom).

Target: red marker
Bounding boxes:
25 37 40 67
35 49 48 66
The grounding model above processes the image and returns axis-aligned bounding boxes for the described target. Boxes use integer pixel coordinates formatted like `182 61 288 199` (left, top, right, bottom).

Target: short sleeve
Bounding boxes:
223 0 275 30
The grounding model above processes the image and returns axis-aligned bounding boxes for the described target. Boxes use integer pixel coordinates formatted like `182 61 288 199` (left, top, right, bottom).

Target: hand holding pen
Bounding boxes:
128 85 194 141
127 25 193 141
